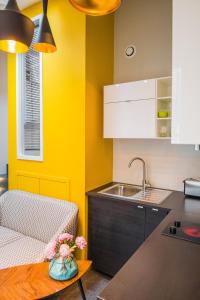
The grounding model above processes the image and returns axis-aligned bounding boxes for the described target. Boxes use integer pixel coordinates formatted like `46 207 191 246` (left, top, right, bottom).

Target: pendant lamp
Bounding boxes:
68 0 121 16
32 0 56 53
0 0 34 54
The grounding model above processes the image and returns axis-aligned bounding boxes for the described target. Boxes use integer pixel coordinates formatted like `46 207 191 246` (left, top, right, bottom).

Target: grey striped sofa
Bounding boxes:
0 190 78 270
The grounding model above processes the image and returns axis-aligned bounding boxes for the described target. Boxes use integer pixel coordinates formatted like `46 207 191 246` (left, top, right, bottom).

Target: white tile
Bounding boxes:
113 139 200 191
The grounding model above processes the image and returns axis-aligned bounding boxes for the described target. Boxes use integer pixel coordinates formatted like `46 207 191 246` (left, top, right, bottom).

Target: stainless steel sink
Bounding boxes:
99 184 141 197
98 183 172 204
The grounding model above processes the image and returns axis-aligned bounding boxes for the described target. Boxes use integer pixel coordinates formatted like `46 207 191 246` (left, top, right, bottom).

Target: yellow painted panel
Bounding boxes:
40 179 70 200
8 0 86 243
85 15 114 191
17 176 40 194
16 171 70 200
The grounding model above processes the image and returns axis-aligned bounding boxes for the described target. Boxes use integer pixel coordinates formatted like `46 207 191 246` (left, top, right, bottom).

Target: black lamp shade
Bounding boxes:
32 14 56 53
32 0 56 53
0 0 34 54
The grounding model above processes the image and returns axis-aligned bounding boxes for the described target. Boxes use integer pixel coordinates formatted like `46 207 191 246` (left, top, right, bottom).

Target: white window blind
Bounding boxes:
24 19 40 153
17 17 43 161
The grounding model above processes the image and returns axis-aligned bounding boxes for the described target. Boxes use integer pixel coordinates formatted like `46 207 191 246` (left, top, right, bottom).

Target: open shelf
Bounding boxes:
156 77 172 138
157 96 172 100
157 77 172 98
156 118 171 138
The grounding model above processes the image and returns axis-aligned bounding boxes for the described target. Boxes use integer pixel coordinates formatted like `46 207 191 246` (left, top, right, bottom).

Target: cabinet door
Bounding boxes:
145 207 169 239
172 0 200 144
104 79 156 103
88 197 145 276
104 99 156 138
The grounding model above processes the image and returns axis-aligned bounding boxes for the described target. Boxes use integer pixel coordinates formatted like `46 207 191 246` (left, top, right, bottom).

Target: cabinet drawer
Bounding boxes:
145 207 169 238
104 99 156 138
104 79 156 103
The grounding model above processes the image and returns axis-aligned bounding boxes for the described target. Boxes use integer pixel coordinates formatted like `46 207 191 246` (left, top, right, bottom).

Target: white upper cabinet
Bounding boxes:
104 77 172 139
104 79 156 103
104 99 156 138
172 0 200 144
104 80 156 138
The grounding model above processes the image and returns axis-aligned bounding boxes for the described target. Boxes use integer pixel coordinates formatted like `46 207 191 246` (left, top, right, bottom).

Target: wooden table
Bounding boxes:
0 260 92 300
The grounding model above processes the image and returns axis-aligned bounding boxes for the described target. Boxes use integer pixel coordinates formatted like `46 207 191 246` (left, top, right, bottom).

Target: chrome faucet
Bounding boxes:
128 157 150 193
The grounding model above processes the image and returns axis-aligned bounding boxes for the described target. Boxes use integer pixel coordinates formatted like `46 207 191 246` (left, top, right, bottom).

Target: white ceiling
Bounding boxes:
0 0 40 9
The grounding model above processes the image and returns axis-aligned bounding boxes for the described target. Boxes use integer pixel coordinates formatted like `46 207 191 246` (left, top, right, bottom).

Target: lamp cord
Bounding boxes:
5 0 20 11
42 0 48 15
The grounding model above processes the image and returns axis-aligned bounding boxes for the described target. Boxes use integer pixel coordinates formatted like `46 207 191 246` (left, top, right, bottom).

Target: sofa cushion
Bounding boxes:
0 190 78 243
0 226 22 248
0 231 46 270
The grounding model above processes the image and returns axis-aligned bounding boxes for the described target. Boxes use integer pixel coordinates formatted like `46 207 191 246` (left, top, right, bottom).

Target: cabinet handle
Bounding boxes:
152 208 159 212
137 205 144 209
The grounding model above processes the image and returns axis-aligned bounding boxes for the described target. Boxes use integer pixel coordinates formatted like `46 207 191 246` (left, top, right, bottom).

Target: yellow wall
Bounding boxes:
8 0 113 255
8 0 86 234
85 16 114 192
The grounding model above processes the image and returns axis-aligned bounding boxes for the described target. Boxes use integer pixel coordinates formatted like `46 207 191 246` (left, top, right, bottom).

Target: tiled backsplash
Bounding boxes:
113 139 200 191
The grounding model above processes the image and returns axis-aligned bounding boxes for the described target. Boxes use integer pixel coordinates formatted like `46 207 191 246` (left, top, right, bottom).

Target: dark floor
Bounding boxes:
50 269 110 300
0 174 8 196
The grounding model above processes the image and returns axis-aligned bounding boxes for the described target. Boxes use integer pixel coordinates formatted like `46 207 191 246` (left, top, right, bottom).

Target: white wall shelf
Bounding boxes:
156 137 171 140
156 77 172 139
157 96 171 100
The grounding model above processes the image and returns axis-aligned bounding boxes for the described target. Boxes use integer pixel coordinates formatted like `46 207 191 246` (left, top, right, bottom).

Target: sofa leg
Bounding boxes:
77 279 86 300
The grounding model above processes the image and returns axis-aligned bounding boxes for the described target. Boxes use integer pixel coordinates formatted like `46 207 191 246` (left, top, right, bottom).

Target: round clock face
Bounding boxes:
125 45 136 58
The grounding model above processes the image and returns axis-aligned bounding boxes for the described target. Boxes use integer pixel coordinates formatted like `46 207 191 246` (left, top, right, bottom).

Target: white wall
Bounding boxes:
113 139 200 191
0 53 8 175
113 0 200 191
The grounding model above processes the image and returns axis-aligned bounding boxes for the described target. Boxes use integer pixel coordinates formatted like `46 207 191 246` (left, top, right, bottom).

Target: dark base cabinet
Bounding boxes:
145 207 169 239
88 196 145 276
88 196 169 277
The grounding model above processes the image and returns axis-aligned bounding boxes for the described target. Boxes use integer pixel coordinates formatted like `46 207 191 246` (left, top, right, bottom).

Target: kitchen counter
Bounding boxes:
87 183 200 300
87 182 200 214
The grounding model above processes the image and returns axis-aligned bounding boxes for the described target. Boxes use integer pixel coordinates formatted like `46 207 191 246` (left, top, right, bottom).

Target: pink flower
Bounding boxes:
45 240 57 260
59 244 71 258
75 236 87 250
58 233 74 243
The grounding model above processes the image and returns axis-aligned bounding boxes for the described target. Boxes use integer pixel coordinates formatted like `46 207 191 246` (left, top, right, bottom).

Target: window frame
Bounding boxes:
16 15 43 162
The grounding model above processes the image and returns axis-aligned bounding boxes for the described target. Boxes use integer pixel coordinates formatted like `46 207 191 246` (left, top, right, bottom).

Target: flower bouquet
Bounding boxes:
45 233 87 281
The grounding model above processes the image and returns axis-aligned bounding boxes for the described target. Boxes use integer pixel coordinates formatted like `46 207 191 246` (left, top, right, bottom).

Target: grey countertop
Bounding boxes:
87 182 200 214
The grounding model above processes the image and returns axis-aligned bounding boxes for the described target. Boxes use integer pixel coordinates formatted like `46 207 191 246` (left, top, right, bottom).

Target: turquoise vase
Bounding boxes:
49 256 78 281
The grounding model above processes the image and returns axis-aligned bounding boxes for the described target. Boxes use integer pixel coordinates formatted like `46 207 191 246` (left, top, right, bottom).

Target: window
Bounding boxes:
17 17 43 161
